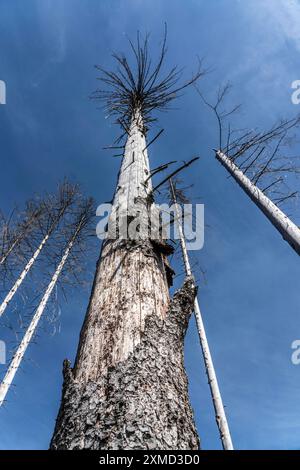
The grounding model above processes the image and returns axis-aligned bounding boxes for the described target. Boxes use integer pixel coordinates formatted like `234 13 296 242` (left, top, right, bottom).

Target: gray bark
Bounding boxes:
72 111 170 383
50 278 199 450
51 110 200 450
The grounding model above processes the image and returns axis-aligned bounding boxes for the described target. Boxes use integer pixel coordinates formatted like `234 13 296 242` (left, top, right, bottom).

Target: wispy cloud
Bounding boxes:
30 0 67 89
258 0 300 51
35 0 67 64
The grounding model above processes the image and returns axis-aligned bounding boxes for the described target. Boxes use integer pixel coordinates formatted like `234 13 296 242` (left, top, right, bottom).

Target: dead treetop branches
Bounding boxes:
92 24 205 132
196 82 300 210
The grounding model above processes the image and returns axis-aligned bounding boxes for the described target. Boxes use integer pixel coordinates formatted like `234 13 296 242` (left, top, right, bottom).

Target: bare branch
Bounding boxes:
92 25 205 131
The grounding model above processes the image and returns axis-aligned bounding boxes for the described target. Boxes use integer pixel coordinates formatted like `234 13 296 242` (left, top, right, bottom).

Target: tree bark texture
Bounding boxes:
51 278 199 450
51 111 200 449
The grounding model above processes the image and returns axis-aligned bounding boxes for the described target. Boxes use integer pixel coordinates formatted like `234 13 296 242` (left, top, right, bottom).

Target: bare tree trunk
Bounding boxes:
51 110 200 450
0 232 50 318
0 220 83 407
216 150 300 256
0 233 22 266
0 208 41 266
170 179 233 450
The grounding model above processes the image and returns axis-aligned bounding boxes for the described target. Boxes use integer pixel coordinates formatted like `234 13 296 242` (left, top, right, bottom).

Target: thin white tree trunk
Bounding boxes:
216 150 300 256
0 234 77 407
170 179 234 451
0 201 71 318
0 235 22 265
0 209 43 266
0 233 50 318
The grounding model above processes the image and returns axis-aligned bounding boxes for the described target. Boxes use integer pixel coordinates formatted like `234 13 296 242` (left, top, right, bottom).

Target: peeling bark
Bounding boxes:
72 238 170 384
72 112 170 383
51 109 200 449
51 278 199 450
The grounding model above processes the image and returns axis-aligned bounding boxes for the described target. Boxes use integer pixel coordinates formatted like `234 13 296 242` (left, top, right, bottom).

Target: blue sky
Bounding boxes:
0 0 300 450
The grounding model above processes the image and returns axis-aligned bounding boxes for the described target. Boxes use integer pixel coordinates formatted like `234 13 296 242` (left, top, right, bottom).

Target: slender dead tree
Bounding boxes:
196 84 300 256
0 182 78 318
169 178 233 450
0 200 45 268
215 148 300 256
216 116 300 256
0 198 95 407
51 27 204 450
0 210 13 266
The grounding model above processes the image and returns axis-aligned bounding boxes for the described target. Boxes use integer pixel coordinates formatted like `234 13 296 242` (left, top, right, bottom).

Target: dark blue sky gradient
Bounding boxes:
0 0 300 450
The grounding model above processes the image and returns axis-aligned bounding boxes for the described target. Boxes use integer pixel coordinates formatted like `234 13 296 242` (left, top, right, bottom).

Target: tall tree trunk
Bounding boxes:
0 232 50 318
0 221 82 407
51 110 200 450
170 179 233 450
216 150 300 256
0 231 22 266
0 208 42 266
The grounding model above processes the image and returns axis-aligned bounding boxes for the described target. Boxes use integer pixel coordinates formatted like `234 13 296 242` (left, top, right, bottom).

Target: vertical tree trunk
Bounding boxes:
51 111 200 450
216 150 300 256
170 179 233 450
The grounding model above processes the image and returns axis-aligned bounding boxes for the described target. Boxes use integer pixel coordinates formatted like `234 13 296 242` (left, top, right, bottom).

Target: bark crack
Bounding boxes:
50 277 200 450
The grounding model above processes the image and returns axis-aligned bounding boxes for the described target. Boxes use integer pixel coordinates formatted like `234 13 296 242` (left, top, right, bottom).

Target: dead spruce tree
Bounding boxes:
51 27 204 450
169 178 233 450
215 117 300 256
0 197 94 407
196 84 300 256
0 182 79 318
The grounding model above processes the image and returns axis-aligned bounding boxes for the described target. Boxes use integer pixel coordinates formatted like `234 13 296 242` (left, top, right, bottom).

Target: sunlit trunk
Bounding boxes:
0 234 21 265
0 233 50 318
51 110 200 450
0 224 81 407
0 211 39 266
0 201 71 318
169 179 233 450
216 150 300 256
